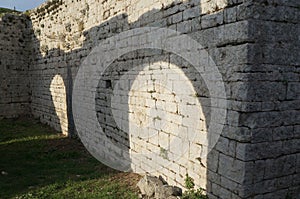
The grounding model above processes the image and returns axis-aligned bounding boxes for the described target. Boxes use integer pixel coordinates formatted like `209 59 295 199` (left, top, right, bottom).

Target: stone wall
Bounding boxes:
27 0 253 196
0 0 299 198
0 14 31 118
240 1 300 198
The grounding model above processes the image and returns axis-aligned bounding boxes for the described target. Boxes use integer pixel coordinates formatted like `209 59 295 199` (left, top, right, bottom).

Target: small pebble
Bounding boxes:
1 171 8 175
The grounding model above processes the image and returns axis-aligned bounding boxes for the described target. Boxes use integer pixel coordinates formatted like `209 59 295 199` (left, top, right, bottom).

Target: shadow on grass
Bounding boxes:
0 118 140 199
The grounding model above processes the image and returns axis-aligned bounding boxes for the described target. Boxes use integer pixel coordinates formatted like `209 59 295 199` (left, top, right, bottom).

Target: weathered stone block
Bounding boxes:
218 153 245 183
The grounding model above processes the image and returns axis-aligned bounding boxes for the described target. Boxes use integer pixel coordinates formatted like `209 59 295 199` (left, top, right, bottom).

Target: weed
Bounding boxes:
153 116 162 121
182 174 208 199
159 147 168 160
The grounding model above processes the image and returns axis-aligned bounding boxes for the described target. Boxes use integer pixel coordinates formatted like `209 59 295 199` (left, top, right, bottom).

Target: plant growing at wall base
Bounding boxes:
182 174 208 199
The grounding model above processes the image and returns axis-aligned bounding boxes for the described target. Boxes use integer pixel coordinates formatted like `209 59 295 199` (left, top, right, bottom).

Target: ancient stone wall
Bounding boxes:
0 14 31 118
27 1 254 197
0 0 299 198
240 1 300 198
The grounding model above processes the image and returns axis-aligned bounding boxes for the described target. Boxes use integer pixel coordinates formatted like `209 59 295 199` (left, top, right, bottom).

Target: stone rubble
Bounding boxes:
137 175 182 199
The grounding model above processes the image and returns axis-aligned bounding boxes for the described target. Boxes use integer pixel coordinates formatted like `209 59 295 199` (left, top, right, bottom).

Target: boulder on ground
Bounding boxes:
137 175 182 199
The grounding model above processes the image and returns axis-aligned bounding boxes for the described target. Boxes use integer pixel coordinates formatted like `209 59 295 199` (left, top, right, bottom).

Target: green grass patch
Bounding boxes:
0 118 139 199
0 7 20 15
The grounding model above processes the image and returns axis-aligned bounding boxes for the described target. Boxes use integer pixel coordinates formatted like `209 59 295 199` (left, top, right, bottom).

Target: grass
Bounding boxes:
0 7 20 15
0 118 140 199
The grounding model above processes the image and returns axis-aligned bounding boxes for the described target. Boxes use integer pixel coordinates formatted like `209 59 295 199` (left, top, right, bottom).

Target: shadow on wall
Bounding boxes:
0 14 31 119
29 0 230 196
